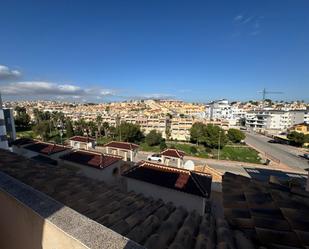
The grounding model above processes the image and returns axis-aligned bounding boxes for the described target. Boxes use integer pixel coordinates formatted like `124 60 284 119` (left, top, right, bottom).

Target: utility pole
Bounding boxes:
217 129 221 160
217 121 223 160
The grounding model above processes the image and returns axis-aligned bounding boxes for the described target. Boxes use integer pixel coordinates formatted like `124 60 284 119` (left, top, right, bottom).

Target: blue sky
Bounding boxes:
0 0 308 102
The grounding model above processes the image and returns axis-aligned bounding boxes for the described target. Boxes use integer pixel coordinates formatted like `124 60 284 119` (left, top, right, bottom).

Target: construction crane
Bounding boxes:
258 88 283 101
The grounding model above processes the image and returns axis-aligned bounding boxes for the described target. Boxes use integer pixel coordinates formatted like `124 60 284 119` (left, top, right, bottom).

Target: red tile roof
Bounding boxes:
69 136 96 143
161 149 185 159
24 142 69 155
60 150 122 169
104 141 139 151
123 160 212 197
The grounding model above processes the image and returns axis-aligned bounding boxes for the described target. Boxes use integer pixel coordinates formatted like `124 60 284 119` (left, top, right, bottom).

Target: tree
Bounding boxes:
190 122 206 145
145 130 163 146
74 119 87 136
305 134 309 143
96 115 103 137
102 122 110 137
66 120 74 138
33 109 51 124
160 140 167 150
14 106 31 129
32 121 50 141
190 146 198 154
190 122 227 148
116 122 143 143
203 124 227 149
165 126 171 140
287 131 305 146
87 121 97 137
227 129 245 143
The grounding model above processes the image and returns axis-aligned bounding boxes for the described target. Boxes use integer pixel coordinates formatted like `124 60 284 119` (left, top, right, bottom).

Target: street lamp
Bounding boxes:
217 121 223 160
218 129 221 160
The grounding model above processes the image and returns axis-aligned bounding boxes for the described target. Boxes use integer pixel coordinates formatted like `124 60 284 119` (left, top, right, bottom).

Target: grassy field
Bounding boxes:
16 129 35 139
139 143 161 152
213 146 262 164
141 141 262 164
167 143 209 158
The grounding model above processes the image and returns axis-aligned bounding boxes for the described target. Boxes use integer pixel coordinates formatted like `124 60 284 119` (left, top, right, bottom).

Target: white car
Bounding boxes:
147 154 162 162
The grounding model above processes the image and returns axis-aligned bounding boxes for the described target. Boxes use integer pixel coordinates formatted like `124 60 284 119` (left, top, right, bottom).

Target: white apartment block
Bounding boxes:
208 99 232 120
305 111 309 124
207 99 245 126
246 110 305 132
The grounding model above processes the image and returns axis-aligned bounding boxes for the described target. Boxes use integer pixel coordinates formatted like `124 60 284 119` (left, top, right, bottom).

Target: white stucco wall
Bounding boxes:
59 159 123 185
125 178 206 215
69 141 95 150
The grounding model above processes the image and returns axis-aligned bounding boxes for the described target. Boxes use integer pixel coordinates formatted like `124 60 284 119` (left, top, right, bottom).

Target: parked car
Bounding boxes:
304 153 309 160
147 154 162 162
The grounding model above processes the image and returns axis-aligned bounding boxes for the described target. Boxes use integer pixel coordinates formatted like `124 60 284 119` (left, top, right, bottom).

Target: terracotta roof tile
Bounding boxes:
69 136 96 143
122 161 212 197
161 149 185 159
60 150 122 169
24 141 69 155
0 149 219 249
104 141 139 151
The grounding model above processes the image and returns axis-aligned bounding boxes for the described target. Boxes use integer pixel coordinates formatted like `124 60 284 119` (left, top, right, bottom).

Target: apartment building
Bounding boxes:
170 117 193 141
246 109 305 132
305 110 309 124
136 116 169 138
207 99 245 126
207 99 232 120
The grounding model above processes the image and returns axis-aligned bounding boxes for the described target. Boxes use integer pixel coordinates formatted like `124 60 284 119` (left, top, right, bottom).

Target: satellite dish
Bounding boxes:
184 160 195 170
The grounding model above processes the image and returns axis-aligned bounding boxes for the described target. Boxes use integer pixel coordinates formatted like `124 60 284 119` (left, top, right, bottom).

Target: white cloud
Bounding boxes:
141 93 175 99
233 14 263 36
1 81 115 98
234 15 243 22
0 65 21 80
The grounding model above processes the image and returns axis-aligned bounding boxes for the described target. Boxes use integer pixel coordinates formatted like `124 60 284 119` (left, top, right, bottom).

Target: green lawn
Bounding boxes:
167 143 209 158
214 146 262 164
140 141 262 164
16 129 35 139
139 142 161 152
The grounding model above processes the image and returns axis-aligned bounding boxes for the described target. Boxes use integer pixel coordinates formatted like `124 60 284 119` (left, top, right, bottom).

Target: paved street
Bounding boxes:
136 150 307 180
245 132 309 171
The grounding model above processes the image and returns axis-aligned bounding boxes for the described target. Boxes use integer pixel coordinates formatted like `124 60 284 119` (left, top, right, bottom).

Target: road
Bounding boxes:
135 150 307 180
245 132 309 171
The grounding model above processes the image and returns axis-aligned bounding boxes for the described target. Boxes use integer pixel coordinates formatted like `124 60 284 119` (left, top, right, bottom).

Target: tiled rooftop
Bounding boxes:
23 141 70 155
222 172 309 249
10 137 34 146
123 161 212 198
161 149 185 159
104 141 139 151
60 150 122 169
0 149 266 249
69 136 96 143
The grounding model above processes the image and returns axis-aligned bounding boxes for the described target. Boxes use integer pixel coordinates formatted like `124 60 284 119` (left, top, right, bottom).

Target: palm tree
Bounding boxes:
96 115 103 138
102 122 110 137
